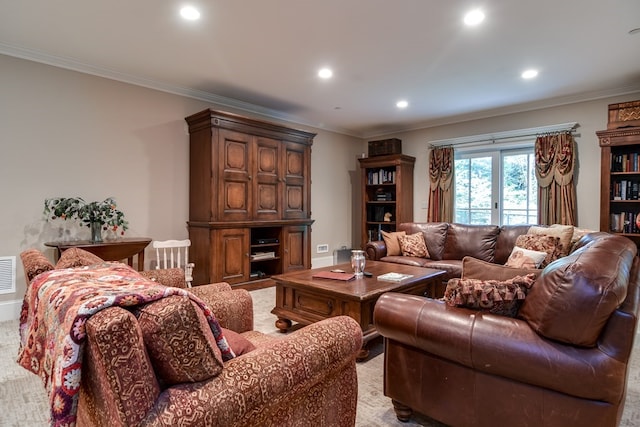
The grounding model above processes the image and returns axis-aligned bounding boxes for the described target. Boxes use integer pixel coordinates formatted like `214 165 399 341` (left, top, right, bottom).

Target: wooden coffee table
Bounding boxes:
271 260 446 360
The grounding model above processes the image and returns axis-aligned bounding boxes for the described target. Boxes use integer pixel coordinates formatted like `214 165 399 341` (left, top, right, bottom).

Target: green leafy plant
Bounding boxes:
44 197 129 234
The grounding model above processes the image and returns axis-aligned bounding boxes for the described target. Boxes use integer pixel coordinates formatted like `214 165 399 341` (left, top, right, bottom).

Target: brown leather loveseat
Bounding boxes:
374 232 639 427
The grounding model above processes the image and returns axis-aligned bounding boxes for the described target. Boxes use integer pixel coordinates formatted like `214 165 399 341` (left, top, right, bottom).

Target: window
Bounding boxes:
454 147 537 225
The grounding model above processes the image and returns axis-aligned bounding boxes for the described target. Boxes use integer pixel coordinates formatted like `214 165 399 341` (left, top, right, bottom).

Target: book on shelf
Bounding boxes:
251 251 276 261
377 272 414 282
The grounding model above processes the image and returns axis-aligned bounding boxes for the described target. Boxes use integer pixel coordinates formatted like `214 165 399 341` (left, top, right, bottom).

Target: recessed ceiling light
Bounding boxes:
396 100 409 109
464 9 485 26
180 6 201 20
521 69 539 79
318 68 333 79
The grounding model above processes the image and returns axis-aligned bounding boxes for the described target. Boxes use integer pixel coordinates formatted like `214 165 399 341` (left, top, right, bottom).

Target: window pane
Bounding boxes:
454 147 536 226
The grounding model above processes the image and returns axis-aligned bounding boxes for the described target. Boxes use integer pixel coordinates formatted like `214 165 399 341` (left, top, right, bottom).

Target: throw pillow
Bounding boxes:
461 256 541 281
569 227 595 253
528 225 574 257
136 295 224 386
55 248 105 269
444 274 537 317
505 246 548 269
514 234 561 268
381 230 406 256
398 232 429 258
222 328 257 355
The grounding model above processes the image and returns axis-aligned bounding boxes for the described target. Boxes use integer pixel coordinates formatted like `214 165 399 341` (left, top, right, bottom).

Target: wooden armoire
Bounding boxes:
185 109 315 288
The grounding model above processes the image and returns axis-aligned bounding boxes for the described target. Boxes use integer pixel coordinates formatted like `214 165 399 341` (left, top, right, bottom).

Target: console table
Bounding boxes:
44 238 152 271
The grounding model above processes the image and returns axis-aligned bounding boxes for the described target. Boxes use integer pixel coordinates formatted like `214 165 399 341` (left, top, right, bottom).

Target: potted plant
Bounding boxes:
44 197 129 242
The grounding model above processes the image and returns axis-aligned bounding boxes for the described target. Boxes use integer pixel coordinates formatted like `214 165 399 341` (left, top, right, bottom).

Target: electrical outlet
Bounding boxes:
316 244 329 253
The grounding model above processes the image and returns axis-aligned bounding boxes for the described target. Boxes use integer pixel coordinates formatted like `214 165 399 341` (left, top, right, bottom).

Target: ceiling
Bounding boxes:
1 1 639 138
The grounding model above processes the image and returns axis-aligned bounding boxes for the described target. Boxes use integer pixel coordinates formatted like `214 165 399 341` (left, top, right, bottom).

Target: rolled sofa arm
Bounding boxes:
365 240 387 260
143 316 363 427
189 284 254 333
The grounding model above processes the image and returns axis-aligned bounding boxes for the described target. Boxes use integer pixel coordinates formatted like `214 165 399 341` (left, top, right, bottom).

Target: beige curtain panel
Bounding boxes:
534 132 577 225
428 146 454 222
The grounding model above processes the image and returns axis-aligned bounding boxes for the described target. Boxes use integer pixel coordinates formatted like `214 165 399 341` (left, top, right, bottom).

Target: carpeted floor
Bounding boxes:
1 287 639 426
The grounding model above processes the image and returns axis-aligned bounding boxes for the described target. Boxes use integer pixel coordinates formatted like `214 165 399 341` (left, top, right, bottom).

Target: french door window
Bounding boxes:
454 148 537 225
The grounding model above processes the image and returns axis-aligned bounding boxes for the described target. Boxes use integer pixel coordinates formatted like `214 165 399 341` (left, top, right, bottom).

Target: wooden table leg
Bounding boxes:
275 318 292 333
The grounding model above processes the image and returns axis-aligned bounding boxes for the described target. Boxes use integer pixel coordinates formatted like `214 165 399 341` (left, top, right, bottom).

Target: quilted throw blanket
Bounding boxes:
17 262 235 427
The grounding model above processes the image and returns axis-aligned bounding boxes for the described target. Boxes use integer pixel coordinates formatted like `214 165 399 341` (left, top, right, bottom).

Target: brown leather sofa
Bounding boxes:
365 222 532 282
373 232 640 427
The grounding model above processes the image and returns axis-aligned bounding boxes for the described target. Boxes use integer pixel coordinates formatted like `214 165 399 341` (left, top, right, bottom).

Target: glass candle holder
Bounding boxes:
351 250 366 278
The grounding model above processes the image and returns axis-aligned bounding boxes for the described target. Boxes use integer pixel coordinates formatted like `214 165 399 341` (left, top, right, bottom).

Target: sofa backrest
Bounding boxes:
495 225 534 264
397 222 530 263
398 222 449 260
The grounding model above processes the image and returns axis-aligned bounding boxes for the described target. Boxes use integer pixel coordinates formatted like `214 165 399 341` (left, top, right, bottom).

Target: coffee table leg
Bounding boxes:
275 318 292 333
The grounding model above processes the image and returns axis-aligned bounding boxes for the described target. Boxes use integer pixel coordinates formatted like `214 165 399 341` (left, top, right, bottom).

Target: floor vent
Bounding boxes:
0 256 16 294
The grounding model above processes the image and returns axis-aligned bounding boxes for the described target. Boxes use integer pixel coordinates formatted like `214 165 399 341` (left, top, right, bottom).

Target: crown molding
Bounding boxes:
0 42 359 137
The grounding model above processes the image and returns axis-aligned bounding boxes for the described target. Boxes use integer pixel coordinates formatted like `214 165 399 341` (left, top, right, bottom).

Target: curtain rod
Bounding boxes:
428 122 578 148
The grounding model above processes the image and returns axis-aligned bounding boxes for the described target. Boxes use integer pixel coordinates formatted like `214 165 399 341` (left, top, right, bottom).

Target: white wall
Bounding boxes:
0 54 361 315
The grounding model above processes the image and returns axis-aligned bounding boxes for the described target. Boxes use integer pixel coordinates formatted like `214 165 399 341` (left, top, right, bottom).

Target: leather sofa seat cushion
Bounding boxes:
55 247 104 269
398 222 448 261
461 256 541 281
520 232 636 347
381 255 431 267
442 224 500 262
136 295 224 386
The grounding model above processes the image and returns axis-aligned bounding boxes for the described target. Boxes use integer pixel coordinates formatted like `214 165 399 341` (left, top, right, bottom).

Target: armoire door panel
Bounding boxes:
216 228 249 284
255 137 282 220
283 142 309 219
219 130 251 221
283 225 308 272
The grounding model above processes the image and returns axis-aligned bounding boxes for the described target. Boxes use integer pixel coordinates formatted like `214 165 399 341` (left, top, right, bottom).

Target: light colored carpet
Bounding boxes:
1 287 639 426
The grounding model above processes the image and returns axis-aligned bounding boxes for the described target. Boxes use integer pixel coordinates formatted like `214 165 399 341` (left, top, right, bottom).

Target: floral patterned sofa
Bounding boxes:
19 248 363 427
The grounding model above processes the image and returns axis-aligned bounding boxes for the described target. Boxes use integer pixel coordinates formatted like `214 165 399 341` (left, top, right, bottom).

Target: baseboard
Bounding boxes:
0 299 22 321
311 256 335 268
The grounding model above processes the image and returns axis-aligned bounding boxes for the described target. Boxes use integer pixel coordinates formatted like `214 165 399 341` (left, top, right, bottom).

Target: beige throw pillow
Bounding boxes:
505 246 548 269
381 230 406 256
515 234 561 268
398 232 429 258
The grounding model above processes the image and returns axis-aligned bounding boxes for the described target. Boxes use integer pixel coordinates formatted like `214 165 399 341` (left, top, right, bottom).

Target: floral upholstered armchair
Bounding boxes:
19 248 363 427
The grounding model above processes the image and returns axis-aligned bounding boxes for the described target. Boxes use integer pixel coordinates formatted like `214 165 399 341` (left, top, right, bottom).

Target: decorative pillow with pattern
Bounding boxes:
514 234 561 268
528 225 574 257
381 230 406 256
398 232 430 258
444 274 537 317
135 295 224 386
505 246 548 269
55 247 105 269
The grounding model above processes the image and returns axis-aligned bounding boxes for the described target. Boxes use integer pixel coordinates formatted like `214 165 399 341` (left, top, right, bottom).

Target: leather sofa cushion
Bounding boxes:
398 222 448 261
462 256 541 281
443 224 500 262
519 232 636 347
136 295 224 386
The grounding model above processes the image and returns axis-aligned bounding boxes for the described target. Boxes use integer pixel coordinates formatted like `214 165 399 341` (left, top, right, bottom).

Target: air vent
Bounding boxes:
0 256 16 294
